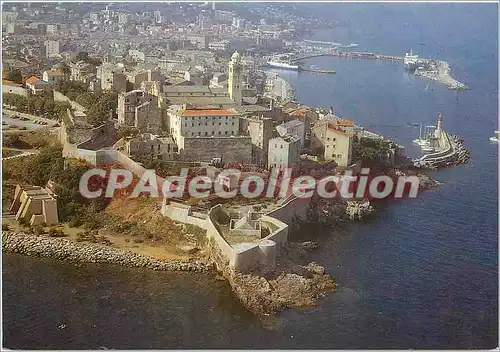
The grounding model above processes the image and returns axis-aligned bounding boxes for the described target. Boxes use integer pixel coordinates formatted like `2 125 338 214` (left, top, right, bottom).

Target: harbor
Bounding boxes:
412 113 470 169
289 48 469 90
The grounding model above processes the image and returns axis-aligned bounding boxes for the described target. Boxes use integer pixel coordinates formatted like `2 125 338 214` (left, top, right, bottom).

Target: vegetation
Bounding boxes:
138 158 196 178
3 93 71 121
6 69 23 84
3 129 54 149
352 137 393 167
54 81 118 126
2 149 23 158
2 144 207 250
48 228 67 238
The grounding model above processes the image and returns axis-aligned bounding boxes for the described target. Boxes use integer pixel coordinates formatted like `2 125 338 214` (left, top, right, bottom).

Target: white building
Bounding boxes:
154 10 162 24
128 49 146 63
44 40 60 58
209 40 230 51
267 135 301 171
42 69 65 84
167 104 241 151
117 13 128 25
46 24 58 35
276 119 305 148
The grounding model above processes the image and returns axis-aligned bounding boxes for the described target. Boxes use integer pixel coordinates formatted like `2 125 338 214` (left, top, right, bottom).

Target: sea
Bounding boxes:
3 3 498 349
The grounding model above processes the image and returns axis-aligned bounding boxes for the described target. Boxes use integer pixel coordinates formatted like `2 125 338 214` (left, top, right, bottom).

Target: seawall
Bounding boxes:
2 232 211 273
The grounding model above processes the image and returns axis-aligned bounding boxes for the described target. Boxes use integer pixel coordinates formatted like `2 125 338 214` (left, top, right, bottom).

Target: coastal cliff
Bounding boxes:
208 238 336 316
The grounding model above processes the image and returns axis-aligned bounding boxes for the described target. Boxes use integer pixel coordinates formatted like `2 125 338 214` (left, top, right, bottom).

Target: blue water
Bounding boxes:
3 4 498 349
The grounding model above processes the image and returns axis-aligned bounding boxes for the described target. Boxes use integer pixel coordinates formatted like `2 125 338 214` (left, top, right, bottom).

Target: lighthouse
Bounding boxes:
435 112 443 139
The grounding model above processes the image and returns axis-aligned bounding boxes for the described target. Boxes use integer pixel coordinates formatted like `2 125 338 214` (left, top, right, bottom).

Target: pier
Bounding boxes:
301 67 336 74
292 49 467 90
412 114 470 169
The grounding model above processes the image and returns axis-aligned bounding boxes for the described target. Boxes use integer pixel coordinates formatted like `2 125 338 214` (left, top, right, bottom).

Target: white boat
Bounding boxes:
404 49 419 70
267 54 300 70
267 60 300 70
413 122 428 145
489 130 499 142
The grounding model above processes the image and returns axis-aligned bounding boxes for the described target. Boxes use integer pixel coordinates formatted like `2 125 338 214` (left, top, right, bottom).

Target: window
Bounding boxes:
212 131 214 135
205 132 208 136
327 137 331 141
192 123 194 127
333 138 336 141
280 145 283 149
218 131 221 135
225 131 228 135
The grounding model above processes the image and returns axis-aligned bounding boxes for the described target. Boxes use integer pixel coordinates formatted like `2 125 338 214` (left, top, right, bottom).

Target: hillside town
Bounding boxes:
2 3 423 316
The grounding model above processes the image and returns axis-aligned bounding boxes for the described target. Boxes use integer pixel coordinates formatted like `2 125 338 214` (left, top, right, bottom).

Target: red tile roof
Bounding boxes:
181 109 238 117
327 122 349 137
26 76 40 85
337 118 354 127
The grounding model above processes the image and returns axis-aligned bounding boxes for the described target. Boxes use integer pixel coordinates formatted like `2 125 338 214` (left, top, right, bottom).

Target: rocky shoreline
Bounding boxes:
2 232 212 273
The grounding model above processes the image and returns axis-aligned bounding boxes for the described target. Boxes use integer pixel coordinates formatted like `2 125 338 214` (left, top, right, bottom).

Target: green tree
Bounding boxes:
6 69 23 84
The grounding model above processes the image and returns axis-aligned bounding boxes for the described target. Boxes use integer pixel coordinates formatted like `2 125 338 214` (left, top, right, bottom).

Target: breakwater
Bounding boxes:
2 232 211 273
293 50 468 89
413 132 470 169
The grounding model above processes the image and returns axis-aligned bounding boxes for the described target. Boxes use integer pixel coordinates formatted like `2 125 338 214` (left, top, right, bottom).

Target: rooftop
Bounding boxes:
337 118 354 127
166 96 235 106
280 119 304 128
271 134 301 144
327 122 349 136
26 76 41 85
181 108 238 117
163 85 211 94
45 69 65 76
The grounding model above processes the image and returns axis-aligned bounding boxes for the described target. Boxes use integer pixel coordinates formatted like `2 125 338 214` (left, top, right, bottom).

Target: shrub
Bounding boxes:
133 238 144 243
33 225 45 236
68 217 83 228
2 224 9 231
48 228 67 237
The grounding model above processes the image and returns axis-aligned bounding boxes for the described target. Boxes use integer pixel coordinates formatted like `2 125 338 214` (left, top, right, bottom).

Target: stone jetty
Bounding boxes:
2 232 212 273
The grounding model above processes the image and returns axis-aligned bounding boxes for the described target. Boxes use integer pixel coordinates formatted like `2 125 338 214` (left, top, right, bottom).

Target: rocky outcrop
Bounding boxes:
2 232 211 273
207 238 336 316
417 173 440 190
345 199 375 220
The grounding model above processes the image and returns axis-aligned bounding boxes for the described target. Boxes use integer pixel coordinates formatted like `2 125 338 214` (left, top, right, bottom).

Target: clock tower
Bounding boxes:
228 51 243 106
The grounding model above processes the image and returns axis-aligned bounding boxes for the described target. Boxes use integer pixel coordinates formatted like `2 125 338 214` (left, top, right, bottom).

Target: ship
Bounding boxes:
489 130 499 142
267 54 301 71
267 60 300 71
404 49 420 70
